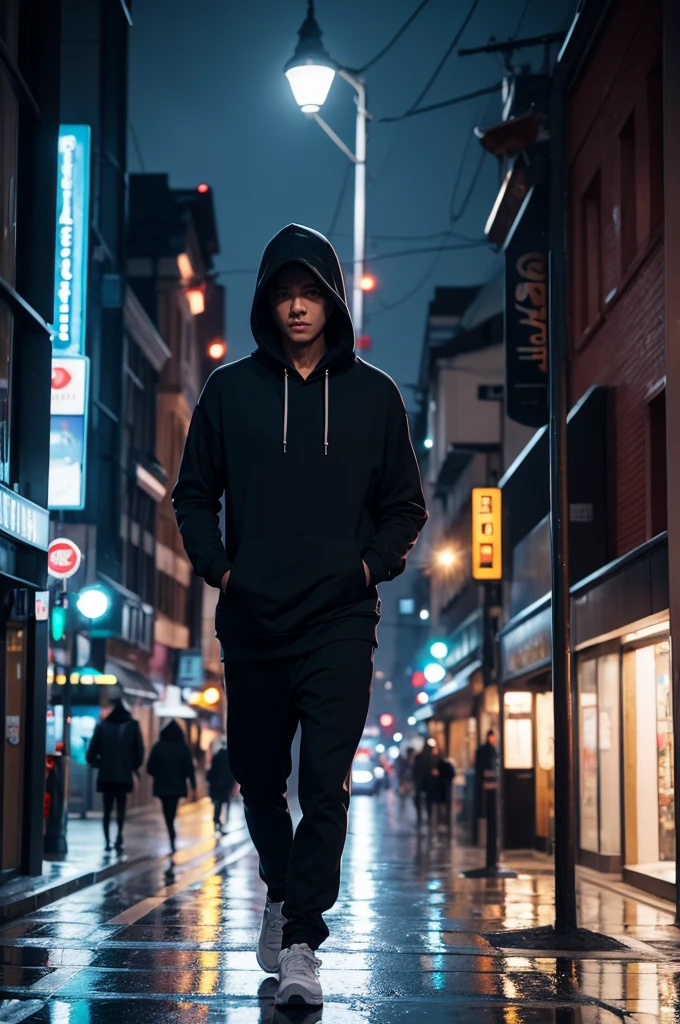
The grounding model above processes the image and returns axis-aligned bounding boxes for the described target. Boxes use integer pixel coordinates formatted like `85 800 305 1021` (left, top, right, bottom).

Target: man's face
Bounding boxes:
267 265 333 347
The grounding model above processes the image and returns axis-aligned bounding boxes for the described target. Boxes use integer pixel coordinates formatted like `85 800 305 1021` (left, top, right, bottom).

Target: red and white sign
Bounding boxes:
51 357 87 416
47 538 82 579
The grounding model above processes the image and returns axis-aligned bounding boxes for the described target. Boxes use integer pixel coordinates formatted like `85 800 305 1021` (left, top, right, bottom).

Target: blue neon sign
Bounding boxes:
53 125 91 356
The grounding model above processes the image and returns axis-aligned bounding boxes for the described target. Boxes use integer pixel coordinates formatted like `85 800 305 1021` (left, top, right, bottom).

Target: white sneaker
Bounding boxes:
256 898 285 973
275 943 323 1006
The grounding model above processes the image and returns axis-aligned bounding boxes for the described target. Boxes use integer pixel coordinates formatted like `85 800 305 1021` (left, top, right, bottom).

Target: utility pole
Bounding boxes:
548 55 576 934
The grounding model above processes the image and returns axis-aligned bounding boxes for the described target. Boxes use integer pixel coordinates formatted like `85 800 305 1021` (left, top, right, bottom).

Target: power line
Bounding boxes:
327 162 352 240
375 82 500 123
381 0 483 121
351 0 432 74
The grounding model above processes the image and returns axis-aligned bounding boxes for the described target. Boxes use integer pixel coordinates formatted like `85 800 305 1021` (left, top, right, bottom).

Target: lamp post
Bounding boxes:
284 2 368 334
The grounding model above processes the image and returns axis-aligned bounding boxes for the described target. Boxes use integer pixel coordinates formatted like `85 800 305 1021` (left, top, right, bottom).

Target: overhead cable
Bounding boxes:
350 0 432 74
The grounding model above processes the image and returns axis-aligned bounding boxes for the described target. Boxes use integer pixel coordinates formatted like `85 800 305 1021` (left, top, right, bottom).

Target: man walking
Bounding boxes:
173 224 427 1007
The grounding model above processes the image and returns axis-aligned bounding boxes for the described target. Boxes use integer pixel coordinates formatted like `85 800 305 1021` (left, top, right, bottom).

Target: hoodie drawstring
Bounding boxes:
282 368 329 455
283 369 289 453
324 370 329 456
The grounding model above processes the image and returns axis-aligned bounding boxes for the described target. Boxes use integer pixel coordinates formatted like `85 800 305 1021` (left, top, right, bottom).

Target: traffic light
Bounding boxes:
429 640 448 660
50 594 67 644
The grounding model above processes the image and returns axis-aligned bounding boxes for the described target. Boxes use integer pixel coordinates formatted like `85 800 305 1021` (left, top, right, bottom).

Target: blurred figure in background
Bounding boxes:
207 738 236 835
432 750 455 834
147 721 196 853
396 747 414 806
474 729 498 844
86 697 144 853
412 742 435 830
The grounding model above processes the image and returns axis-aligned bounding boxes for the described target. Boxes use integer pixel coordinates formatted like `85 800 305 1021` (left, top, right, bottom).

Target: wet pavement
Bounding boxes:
0 793 679 1022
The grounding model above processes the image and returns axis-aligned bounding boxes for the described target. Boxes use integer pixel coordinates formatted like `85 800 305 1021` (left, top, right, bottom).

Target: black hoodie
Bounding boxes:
173 224 427 660
147 721 196 799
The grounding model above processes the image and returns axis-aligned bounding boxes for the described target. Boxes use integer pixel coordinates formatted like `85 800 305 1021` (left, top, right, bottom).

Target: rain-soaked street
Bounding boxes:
1 792 679 1023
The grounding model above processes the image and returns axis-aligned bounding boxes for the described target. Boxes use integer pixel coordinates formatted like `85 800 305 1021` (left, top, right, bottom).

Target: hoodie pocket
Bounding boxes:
221 535 366 637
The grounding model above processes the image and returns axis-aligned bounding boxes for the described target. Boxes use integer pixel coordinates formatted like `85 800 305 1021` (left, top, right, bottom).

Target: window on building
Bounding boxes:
647 59 664 232
620 111 637 272
647 388 667 536
581 171 602 330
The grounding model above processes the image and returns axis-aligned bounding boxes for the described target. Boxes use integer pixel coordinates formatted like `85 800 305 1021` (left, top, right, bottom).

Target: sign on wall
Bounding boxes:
504 183 549 427
48 356 89 510
52 125 91 356
471 487 502 580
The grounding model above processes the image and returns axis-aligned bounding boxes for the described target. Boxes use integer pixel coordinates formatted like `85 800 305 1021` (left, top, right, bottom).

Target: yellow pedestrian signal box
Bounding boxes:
471 487 502 580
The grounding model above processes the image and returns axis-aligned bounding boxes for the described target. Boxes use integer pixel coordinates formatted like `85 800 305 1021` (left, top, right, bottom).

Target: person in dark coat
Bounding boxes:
86 699 145 852
431 754 456 832
147 720 196 852
412 743 435 829
474 729 498 842
207 741 235 834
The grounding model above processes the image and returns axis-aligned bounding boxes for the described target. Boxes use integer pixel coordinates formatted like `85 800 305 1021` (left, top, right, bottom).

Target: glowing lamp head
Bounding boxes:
360 273 376 292
419 609 430 621
416 691 430 706
284 4 336 112
430 641 449 660
423 662 446 684
203 686 221 706
424 438 434 449
197 183 209 194
76 587 110 621
208 339 228 361
435 547 457 569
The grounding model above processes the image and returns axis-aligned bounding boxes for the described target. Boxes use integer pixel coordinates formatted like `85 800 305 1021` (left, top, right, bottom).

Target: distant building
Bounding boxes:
128 174 226 765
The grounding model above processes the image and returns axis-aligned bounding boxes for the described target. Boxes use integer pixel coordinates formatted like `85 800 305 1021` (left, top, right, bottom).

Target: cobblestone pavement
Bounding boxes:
0 792 678 1023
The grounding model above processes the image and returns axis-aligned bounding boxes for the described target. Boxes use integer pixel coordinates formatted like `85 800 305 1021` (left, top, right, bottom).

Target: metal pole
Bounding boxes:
339 70 366 335
548 68 577 932
662 0 680 926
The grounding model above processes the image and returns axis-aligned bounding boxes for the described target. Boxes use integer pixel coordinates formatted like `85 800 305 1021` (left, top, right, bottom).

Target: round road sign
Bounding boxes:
47 538 82 580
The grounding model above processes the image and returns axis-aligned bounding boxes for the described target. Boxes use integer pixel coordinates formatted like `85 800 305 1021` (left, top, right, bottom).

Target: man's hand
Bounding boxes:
362 560 371 587
220 570 231 594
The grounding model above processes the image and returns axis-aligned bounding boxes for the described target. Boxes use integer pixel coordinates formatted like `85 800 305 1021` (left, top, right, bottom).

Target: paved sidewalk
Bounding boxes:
0 790 678 1021
0 798 245 921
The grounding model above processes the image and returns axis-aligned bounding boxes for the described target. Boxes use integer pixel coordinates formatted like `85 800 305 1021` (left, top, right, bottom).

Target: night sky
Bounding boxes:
128 0 574 688
128 0 573 407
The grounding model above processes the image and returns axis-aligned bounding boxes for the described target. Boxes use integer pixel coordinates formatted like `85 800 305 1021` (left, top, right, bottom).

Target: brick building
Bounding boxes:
495 0 672 899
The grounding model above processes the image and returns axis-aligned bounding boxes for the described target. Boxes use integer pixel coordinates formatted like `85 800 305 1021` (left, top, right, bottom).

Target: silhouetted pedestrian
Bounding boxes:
147 720 196 853
207 740 235 834
474 729 498 843
86 698 144 853
412 743 435 828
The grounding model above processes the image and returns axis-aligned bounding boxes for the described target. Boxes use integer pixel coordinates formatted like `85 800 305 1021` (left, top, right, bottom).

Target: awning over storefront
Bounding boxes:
432 659 483 704
105 659 158 703
499 595 551 683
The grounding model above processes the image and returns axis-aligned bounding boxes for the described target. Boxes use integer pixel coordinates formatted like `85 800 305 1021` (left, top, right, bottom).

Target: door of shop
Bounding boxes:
1 622 27 869
503 691 535 848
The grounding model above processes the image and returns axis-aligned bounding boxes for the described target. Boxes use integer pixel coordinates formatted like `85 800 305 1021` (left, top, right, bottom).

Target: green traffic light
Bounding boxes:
429 640 448 660
51 605 67 643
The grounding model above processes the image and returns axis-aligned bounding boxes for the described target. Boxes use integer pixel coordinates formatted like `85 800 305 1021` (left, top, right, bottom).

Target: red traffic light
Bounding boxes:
379 713 394 729
360 273 376 292
197 183 210 194
356 334 372 351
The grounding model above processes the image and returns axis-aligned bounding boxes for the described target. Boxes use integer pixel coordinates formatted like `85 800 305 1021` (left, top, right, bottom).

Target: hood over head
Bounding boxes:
161 720 186 743
106 700 132 725
250 223 355 374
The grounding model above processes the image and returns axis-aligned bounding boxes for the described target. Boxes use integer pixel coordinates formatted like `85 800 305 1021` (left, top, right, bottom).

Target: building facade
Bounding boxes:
0 0 61 874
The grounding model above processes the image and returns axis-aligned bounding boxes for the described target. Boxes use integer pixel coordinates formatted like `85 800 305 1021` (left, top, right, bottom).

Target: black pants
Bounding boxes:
102 786 127 843
225 639 373 950
213 798 230 825
161 796 180 846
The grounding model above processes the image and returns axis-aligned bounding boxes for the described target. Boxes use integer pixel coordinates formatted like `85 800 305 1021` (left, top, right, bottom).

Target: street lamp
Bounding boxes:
285 2 368 334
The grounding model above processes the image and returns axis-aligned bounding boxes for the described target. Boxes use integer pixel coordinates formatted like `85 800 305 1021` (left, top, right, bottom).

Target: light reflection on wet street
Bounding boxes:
0 793 679 1023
